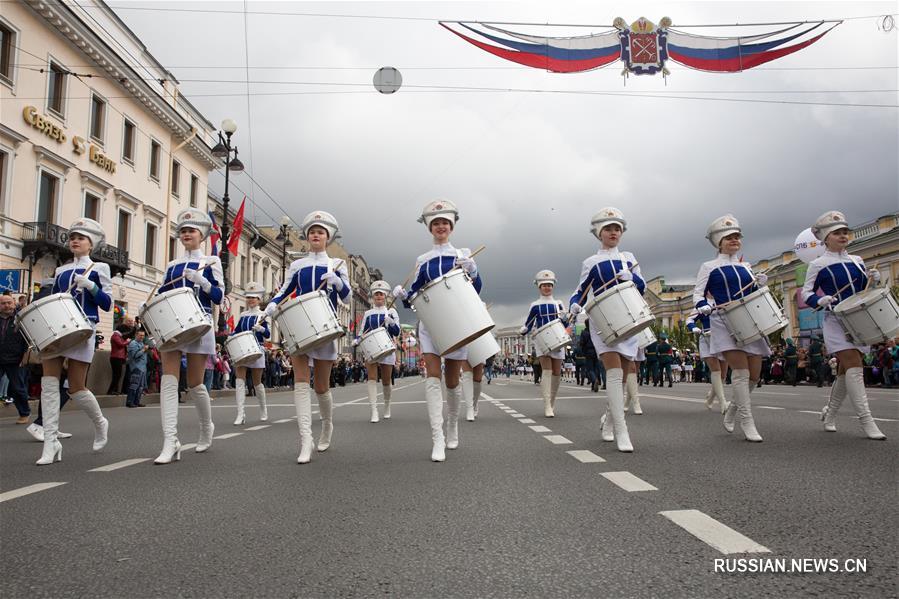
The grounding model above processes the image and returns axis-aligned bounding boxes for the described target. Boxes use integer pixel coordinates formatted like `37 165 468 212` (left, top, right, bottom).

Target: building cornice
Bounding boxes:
0 123 29 147
80 170 114 192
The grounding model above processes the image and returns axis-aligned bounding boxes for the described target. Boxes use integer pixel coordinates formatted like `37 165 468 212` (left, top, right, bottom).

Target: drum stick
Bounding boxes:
316 259 345 292
146 260 207 303
65 263 96 294
865 262 879 290
386 264 422 310
578 262 640 306
715 272 767 311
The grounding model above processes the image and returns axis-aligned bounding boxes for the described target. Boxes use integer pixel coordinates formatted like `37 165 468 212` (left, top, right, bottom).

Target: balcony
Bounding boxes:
22 222 130 277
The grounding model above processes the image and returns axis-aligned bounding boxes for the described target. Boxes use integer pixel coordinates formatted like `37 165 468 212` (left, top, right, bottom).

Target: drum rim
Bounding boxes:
584 280 638 308
833 286 890 313
409 268 469 303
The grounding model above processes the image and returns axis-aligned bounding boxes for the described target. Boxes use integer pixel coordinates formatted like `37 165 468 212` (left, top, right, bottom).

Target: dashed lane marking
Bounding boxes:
798 410 821 415
89 458 151 472
660 509 770 555
245 425 271 431
529 425 552 433
756 406 786 410
566 450 606 463
543 435 572 445
213 433 243 440
873 417 898 422
601 471 658 492
273 418 293 424
510 413 525 418
518 418 536 424
0 482 67 503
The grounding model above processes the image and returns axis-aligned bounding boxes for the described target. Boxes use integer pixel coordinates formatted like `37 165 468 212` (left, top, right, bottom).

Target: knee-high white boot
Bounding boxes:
471 379 482 419
704 385 715 410
71 389 108 451
255 383 268 421
710 370 729 414
599 407 614 442
36 376 62 465
626 373 642 415
730 369 762 442
317 390 334 450
606 368 633 452
550 375 561 413
295 383 314 463
821 375 846 432
462 371 475 421
425 377 445 462
367 380 380 423
154 375 181 464
233 379 246 425
541 375 554 417
446 383 462 449
845 367 886 440
382 383 392 419
191 384 215 452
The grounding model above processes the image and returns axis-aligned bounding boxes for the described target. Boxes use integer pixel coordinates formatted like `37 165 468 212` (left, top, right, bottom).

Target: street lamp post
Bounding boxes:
210 118 244 294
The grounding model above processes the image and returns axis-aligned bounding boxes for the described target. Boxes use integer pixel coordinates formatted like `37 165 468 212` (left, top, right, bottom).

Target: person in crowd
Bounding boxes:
125 329 148 408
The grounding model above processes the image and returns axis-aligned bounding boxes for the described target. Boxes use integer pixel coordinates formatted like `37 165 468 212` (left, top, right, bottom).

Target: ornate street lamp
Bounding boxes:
210 118 244 293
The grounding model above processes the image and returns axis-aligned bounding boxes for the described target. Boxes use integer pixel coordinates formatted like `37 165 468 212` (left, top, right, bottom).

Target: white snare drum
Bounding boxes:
634 327 657 349
718 286 787 346
359 327 396 363
15 293 93 356
140 288 212 352
532 320 570 355
225 331 264 368
410 269 494 356
833 286 899 345
274 290 344 356
584 281 654 344
467 331 500 367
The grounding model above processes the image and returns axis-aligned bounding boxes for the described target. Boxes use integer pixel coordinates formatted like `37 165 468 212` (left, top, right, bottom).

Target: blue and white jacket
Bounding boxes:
270 252 350 311
522 296 569 333
685 311 711 334
52 255 112 323
158 249 224 315
404 243 482 308
359 306 401 339
801 250 868 309
232 307 270 345
693 253 757 310
569 248 644 309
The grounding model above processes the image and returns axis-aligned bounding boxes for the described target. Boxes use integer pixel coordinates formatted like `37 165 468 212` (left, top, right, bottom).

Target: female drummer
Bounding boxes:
352 280 400 422
803 211 885 440
569 208 644 453
36 218 111 465
392 200 482 462
520 270 568 418
686 311 730 414
693 215 768 443
231 282 270 425
265 211 349 463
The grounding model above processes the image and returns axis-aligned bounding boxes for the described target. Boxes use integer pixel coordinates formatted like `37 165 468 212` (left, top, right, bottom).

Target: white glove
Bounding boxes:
755 273 768 286
385 313 397 326
867 268 881 283
570 303 583 315
690 326 702 334
73 274 97 293
184 268 212 293
617 269 633 282
392 285 407 300
697 304 713 316
322 271 343 292
456 256 477 275
817 295 834 309
519 325 529 335
264 303 278 318
252 324 265 333
351 337 360 347
138 302 147 314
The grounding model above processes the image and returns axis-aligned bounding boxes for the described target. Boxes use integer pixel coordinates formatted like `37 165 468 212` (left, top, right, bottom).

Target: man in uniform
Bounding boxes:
784 338 799 386
808 336 825 387
645 339 660 387
657 333 674 388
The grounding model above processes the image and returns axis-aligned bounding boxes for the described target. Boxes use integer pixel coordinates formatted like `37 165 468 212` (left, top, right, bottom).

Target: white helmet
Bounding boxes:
68 217 105 249
534 269 556 287
418 199 459 229
706 214 741 249
370 280 391 296
176 208 213 240
244 281 265 298
590 207 627 238
299 210 340 242
811 210 849 241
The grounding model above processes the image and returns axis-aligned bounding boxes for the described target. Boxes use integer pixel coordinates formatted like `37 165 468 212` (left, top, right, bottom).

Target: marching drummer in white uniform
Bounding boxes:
686 311 730 414
36 218 111 465
353 280 400 422
265 211 350 463
152 209 224 464
393 200 482 462
569 208 645 453
693 215 768 442
230 282 270 426
803 211 886 440
520 270 569 418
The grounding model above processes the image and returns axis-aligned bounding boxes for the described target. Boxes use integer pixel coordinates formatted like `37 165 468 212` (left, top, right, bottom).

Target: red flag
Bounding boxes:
226 197 246 256
208 211 221 256
226 313 235 332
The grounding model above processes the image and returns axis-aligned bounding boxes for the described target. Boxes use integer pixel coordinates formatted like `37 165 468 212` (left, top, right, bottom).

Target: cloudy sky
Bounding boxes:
109 1 898 327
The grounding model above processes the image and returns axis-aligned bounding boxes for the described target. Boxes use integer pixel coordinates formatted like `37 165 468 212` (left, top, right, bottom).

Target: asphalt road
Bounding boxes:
1 376 896 598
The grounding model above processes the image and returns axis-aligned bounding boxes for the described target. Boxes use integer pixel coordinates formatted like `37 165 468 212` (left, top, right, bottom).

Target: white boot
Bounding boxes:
425 377 445 462
541 375 553 417
471 380 482 419
233 379 246 425
626 373 642 415
710 370 729 414
367 380 380 423
255 384 268 421
27 423 45 442
845 367 886 440
295 383 314 463
154 374 181 464
600 408 614 442
36 376 62 465
821 375 846 432
550 375 561 414
606 368 633 452
191 384 215 452
462 371 475 421
704 386 715 410
446 383 462 449
731 369 762 442
382 384 392 419
71 389 108 451
317 390 334 451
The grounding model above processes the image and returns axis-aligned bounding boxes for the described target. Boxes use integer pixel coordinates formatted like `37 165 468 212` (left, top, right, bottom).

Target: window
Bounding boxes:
0 149 8 212
189 174 199 207
240 255 247 287
122 119 135 164
89 93 106 143
170 160 180 197
145 223 157 266
117 209 131 252
252 258 258 282
0 21 15 85
38 170 59 222
47 60 66 117
149 139 160 181
84 192 101 220
168 236 177 263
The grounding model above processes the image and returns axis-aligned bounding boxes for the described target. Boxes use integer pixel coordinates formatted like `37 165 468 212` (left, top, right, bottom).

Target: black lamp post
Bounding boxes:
210 118 244 293
275 216 293 283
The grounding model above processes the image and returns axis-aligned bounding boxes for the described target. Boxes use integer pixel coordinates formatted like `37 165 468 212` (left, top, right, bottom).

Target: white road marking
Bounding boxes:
529 425 552 433
0 482 67 503
601 471 658 492
509 413 525 418
566 450 606 463
518 418 536 424
273 418 293 424
751 390 798 396
543 434 572 445
660 509 770 555
755 406 786 410
213 433 243 440
335 381 422 407
89 458 151 472
873 417 898 422
245 425 271 431
640 393 706 405
181 443 197 451
798 410 821 415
